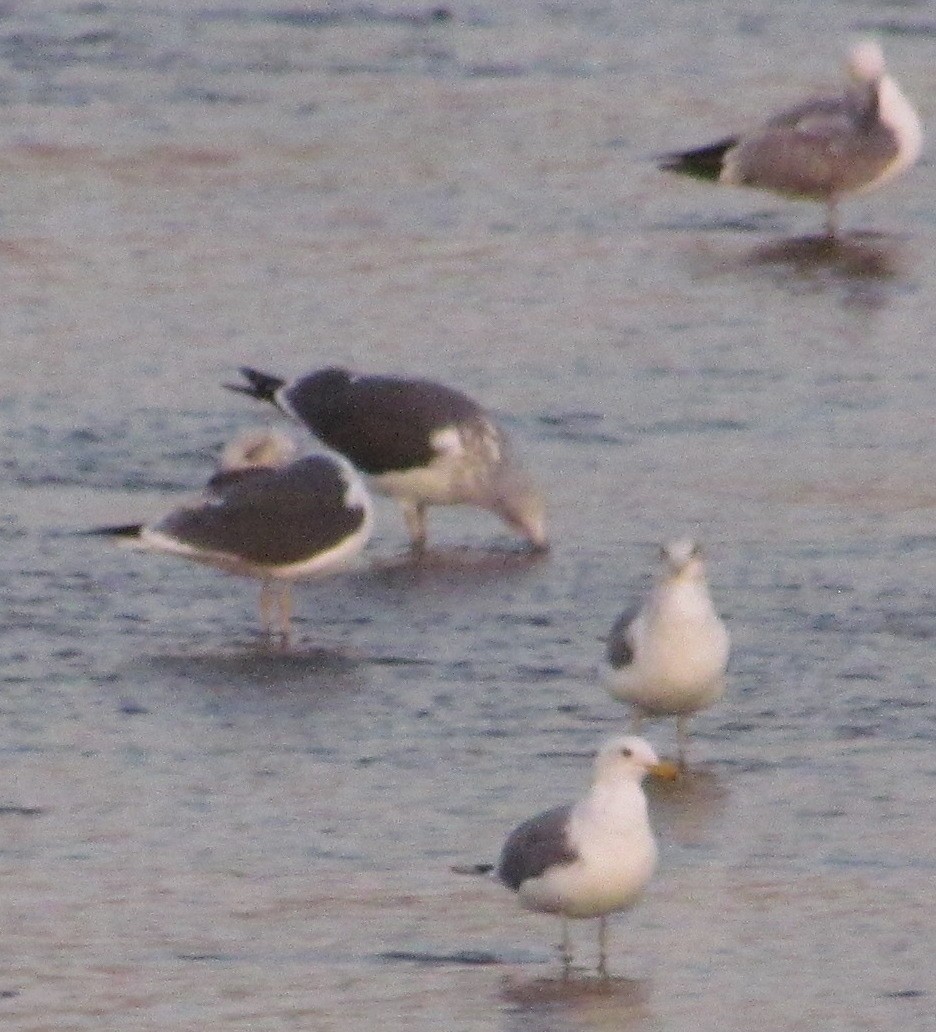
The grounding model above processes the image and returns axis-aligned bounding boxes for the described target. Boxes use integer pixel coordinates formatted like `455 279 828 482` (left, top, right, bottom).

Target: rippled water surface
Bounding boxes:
2 2 935 1030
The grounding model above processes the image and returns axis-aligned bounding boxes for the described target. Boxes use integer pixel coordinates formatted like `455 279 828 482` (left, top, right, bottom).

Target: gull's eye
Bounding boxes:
620 746 633 758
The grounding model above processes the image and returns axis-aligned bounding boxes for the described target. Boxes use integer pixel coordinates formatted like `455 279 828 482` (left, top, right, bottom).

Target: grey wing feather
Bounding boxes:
765 96 860 134
733 126 897 196
733 90 896 197
606 603 640 669
497 804 577 891
158 459 365 566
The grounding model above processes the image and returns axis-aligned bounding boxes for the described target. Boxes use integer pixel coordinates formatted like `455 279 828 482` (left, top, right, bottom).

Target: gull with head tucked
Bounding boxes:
659 40 922 236
89 428 373 643
497 735 677 977
603 539 730 766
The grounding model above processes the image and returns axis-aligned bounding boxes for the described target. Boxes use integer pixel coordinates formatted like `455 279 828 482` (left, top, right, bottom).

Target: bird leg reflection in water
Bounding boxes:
631 710 695 769
259 580 293 645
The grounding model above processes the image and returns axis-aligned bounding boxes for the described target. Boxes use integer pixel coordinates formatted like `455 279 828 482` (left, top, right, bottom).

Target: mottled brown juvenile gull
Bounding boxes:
497 735 677 976
91 429 373 642
226 366 547 553
659 40 922 236
603 539 730 766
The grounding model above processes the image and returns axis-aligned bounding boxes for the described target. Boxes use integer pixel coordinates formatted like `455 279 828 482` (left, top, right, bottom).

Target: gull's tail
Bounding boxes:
223 367 285 404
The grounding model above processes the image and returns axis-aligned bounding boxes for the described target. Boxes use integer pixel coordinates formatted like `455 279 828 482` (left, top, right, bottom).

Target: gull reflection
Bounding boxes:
501 972 652 1031
368 544 549 589
747 231 903 281
645 764 731 846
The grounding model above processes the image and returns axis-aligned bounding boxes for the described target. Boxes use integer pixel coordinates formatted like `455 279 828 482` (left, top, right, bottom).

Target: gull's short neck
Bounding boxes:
663 558 708 591
652 565 717 624
877 73 923 176
583 774 648 822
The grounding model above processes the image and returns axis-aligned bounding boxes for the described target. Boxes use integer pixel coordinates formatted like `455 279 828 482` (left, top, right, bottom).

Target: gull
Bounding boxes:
90 429 373 643
497 735 677 976
226 366 547 553
603 540 729 766
659 40 922 236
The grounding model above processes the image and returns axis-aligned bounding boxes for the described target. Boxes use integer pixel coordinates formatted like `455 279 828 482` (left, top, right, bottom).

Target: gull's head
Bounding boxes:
847 40 885 84
492 470 549 552
593 735 680 784
219 428 297 472
660 537 705 579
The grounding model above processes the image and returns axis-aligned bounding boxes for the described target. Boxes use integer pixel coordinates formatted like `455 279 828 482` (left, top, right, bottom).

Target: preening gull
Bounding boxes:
497 735 677 976
226 366 548 553
603 540 729 766
659 40 922 236
90 429 373 642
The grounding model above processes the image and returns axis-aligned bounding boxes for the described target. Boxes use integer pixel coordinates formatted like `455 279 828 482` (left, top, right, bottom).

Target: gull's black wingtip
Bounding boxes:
81 523 144 539
222 366 286 402
658 137 737 181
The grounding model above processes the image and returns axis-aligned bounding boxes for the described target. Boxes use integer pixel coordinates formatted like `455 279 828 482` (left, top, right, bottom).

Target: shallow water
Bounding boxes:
2 2 935 1030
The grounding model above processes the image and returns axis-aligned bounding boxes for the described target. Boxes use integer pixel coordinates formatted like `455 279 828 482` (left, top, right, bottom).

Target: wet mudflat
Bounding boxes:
1 2 935 1030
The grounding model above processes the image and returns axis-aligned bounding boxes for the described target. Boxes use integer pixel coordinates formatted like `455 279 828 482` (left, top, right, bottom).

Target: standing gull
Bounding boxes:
603 540 729 766
90 429 373 642
497 735 677 976
659 40 922 236
225 366 548 553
